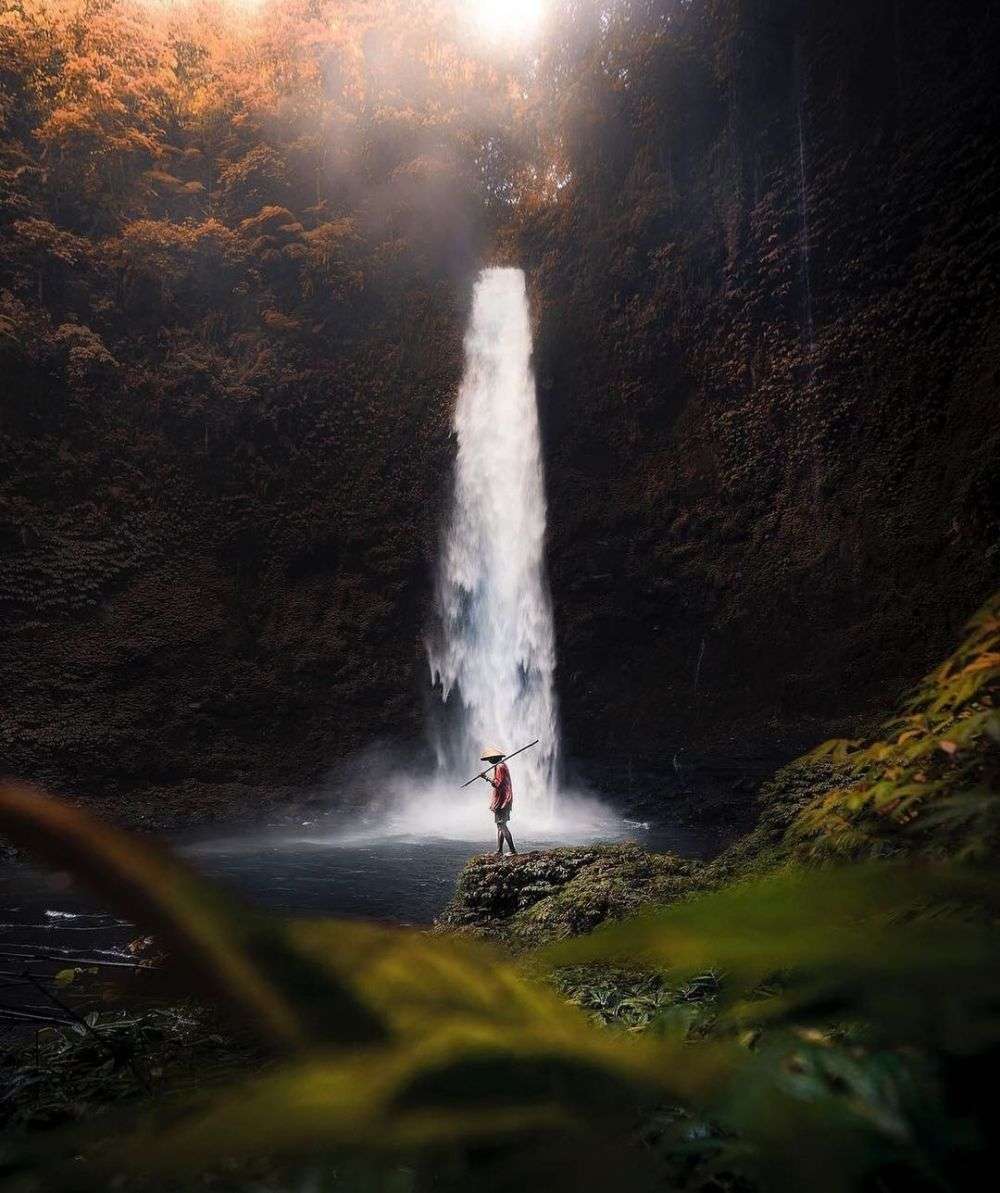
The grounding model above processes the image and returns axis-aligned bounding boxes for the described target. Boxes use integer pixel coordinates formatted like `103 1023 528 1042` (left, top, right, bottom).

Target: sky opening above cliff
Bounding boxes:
464 0 547 45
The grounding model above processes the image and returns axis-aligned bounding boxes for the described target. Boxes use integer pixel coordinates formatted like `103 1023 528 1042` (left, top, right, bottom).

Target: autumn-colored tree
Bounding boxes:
0 0 539 796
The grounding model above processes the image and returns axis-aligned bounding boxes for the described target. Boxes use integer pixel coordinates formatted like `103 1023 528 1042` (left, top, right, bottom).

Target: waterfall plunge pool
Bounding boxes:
0 778 741 1007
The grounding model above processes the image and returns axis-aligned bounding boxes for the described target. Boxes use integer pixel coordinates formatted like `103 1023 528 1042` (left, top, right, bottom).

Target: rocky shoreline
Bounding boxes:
436 758 841 946
437 843 709 946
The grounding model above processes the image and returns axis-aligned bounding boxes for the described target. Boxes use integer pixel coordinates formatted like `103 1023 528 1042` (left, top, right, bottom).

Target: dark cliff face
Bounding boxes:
522 0 1000 765
0 5 485 816
0 265 467 815
3 0 998 819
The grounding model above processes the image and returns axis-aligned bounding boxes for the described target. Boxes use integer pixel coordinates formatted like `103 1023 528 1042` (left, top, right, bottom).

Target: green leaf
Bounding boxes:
11 1022 735 1186
0 782 384 1050
536 865 1000 1052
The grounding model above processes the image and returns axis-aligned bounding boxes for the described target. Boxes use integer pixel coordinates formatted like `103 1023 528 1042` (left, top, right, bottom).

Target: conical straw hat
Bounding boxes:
480 746 505 762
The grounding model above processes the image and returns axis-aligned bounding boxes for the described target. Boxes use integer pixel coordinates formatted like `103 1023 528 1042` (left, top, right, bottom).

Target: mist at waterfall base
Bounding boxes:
349 751 623 845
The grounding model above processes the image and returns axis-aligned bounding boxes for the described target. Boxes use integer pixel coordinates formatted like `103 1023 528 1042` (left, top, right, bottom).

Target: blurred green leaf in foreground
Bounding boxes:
1 781 999 1193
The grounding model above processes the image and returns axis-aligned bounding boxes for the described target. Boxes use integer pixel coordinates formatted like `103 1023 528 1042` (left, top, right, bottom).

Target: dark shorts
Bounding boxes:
494 808 511 825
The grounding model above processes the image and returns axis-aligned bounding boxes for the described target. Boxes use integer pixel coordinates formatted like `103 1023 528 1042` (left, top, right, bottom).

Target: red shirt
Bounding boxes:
489 762 513 813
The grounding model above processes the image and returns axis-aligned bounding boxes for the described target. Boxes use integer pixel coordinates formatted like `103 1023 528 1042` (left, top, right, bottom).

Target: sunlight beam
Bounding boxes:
463 0 546 46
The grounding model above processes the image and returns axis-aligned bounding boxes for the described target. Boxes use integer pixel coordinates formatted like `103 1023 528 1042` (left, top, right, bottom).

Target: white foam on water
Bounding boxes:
180 779 626 856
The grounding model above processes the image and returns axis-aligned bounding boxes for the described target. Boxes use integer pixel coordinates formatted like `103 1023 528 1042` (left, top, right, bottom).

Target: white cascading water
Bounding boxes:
427 267 560 819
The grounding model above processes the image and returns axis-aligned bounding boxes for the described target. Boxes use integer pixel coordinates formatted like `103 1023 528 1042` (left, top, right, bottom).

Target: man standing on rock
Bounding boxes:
480 747 516 856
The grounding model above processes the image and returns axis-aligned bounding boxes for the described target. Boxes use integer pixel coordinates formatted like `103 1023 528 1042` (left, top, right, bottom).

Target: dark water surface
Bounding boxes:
0 801 734 1020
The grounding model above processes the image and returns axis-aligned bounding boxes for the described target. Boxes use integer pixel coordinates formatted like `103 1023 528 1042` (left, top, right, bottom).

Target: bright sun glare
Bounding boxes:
464 0 546 45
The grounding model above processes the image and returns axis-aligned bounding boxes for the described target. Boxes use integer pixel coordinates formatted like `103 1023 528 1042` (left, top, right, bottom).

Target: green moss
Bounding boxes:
702 759 852 883
786 594 1000 862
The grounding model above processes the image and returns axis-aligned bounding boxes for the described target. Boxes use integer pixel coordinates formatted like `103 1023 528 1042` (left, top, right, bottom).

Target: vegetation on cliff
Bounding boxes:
794 593 1000 860
0 0 525 811
523 0 1000 763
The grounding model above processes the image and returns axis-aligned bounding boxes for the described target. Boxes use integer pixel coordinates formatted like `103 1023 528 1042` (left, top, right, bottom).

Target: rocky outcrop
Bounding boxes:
435 762 874 944
437 845 707 945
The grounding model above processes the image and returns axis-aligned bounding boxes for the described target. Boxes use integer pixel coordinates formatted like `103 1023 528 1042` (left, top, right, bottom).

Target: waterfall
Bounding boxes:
427 267 559 817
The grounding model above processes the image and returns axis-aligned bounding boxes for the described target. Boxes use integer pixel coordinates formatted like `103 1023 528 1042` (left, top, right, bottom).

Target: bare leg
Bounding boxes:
496 825 504 854
501 824 516 855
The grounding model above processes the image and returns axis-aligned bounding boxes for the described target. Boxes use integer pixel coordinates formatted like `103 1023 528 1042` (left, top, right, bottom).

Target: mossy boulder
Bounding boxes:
704 758 851 882
437 844 707 945
437 764 853 948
